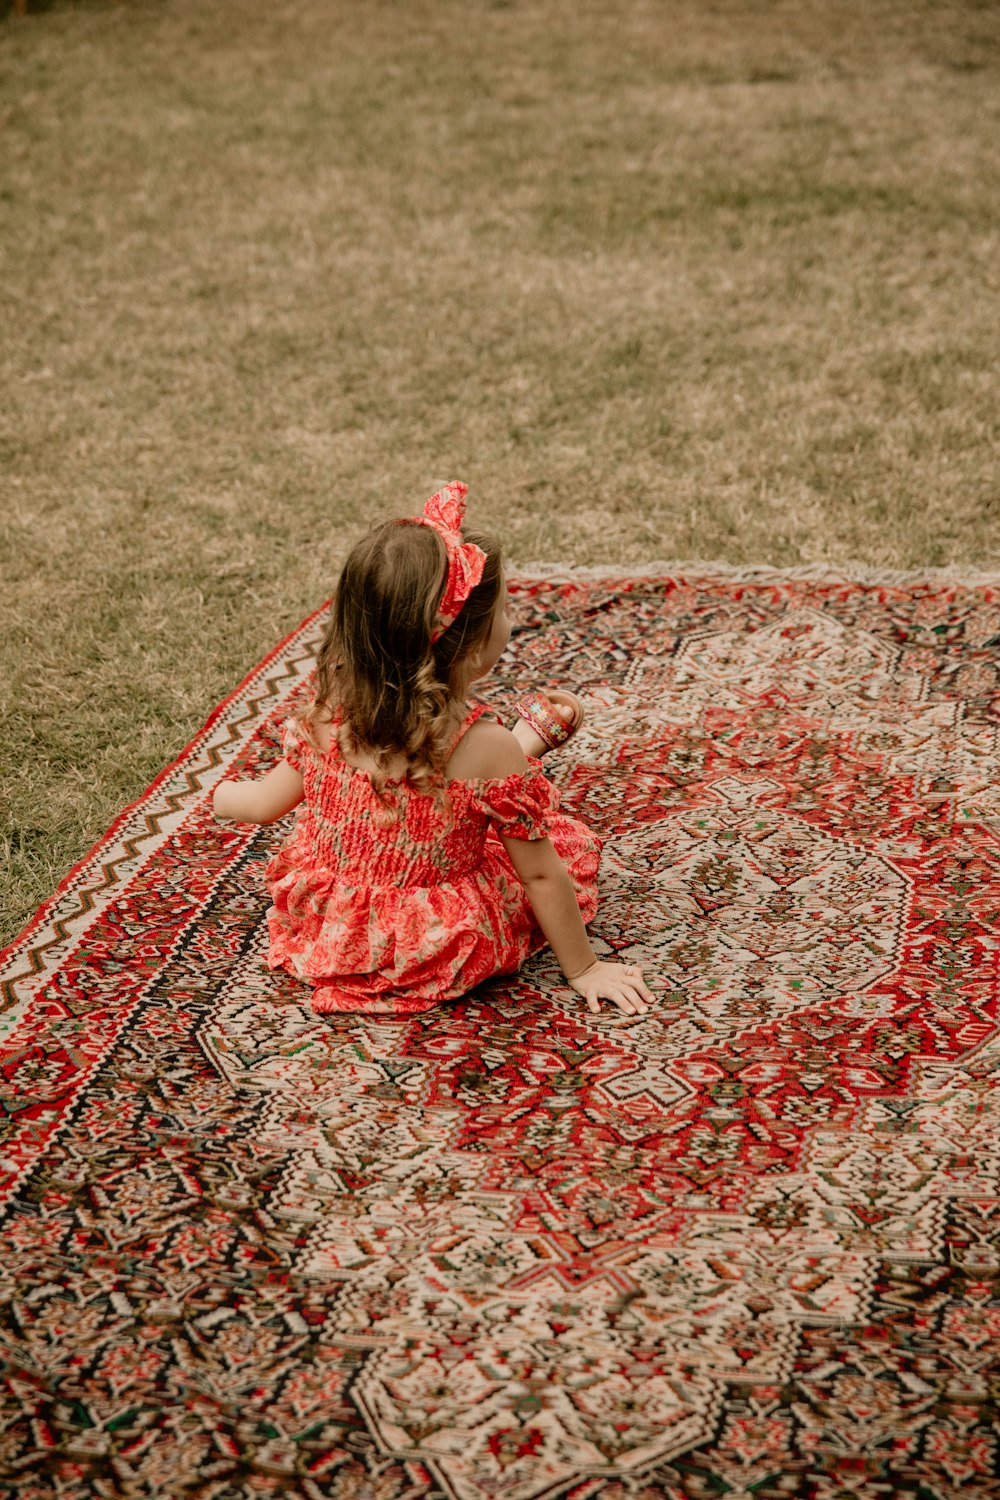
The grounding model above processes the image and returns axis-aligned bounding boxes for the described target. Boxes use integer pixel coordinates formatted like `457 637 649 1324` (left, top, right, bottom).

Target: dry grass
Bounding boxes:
2 0 999 945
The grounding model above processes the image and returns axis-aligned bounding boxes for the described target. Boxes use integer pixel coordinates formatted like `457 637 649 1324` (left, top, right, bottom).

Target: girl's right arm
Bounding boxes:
500 833 652 1017
458 718 652 1016
213 759 305 825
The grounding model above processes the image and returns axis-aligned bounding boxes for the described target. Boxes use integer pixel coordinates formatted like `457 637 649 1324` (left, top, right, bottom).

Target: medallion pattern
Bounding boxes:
2 571 999 1498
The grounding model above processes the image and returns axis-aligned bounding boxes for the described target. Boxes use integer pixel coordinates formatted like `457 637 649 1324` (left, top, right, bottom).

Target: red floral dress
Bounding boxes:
265 706 601 1015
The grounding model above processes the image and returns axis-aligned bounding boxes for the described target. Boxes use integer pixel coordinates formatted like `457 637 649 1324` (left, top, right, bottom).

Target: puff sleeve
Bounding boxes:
280 717 314 774
470 766 560 841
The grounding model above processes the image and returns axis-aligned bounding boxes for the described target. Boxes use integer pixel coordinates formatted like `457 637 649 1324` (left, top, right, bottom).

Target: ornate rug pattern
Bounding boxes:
2 568 1000 1500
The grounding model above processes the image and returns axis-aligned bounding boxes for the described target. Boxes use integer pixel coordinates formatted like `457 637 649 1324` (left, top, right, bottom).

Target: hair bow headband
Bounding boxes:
410 482 487 642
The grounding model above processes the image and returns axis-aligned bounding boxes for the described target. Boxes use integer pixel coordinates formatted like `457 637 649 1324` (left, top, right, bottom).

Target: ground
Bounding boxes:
1 0 998 945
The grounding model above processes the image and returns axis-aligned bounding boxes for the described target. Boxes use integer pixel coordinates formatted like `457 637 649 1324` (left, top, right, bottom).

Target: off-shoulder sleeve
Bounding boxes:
279 717 314 774
470 766 560 840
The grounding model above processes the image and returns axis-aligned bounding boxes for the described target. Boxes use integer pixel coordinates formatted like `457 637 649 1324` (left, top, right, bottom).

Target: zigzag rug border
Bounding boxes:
0 601 330 997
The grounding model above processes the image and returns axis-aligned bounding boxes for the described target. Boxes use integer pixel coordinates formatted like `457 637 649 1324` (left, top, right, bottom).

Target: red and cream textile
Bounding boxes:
2 568 999 1499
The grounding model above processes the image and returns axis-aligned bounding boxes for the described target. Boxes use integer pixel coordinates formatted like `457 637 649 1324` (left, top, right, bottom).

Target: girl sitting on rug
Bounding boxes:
213 482 651 1019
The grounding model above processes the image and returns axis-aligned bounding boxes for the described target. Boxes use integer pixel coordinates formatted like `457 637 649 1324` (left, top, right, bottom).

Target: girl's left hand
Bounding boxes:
567 961 653 1016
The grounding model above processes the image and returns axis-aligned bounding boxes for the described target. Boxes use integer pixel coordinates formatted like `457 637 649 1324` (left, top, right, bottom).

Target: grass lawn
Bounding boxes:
2 0 999 946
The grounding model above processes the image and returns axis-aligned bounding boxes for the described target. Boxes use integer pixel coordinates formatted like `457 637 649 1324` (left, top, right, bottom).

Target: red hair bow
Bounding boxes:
412 482 487 642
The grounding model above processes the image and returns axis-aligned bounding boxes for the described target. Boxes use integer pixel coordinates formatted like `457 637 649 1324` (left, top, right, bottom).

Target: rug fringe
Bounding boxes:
510 558 1000 587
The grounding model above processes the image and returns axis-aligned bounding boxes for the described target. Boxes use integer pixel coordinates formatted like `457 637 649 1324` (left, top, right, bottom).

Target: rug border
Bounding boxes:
510 558 1000 586
0 600 331 974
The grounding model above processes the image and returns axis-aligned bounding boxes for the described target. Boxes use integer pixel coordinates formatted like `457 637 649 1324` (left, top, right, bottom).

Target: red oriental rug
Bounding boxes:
2 567 1000 1500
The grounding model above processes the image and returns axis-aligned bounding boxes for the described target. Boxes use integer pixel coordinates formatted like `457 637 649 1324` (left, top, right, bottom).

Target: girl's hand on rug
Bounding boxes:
568 960 652 1017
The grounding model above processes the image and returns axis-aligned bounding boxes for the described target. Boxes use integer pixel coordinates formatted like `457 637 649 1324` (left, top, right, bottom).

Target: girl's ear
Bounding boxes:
461 644 487 684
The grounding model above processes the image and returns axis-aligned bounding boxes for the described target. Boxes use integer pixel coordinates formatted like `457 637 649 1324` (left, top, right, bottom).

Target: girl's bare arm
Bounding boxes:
501 834 651 1016
452 718 652 1016
213 759 305 825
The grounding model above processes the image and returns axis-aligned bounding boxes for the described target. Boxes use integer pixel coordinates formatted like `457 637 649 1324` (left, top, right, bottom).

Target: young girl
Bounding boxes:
213 482 652 1019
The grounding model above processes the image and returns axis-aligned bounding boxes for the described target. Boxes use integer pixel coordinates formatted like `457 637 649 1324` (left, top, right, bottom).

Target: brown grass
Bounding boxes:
2 0 999 945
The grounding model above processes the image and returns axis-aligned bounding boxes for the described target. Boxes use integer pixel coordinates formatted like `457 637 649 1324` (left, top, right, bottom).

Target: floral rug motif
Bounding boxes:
2 568 1000 1500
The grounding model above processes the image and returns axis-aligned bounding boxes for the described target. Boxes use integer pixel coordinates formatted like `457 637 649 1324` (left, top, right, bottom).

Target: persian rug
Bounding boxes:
2 567 1000 1500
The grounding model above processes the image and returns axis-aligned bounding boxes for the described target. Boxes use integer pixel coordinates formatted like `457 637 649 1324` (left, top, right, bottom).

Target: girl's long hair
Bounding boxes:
302 518 503 791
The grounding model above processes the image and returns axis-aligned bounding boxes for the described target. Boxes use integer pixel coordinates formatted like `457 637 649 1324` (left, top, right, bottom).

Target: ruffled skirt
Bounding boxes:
265 815 601 1015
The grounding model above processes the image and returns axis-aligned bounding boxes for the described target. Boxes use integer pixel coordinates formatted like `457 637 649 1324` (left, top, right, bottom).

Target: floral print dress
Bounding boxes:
265 705 601 1015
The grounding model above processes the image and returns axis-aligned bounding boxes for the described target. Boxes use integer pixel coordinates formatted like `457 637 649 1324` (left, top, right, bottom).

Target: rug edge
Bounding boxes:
509 558 1000 586
0 599 332 974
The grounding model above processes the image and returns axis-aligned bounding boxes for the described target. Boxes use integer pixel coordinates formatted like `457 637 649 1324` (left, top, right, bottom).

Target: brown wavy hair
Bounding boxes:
302 518 504 791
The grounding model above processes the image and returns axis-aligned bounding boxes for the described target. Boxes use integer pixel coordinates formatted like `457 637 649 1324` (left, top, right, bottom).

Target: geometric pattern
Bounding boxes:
2 568 999 1499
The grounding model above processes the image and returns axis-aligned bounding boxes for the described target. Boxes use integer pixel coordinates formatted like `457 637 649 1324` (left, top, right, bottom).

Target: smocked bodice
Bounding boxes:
263 704 601 1015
